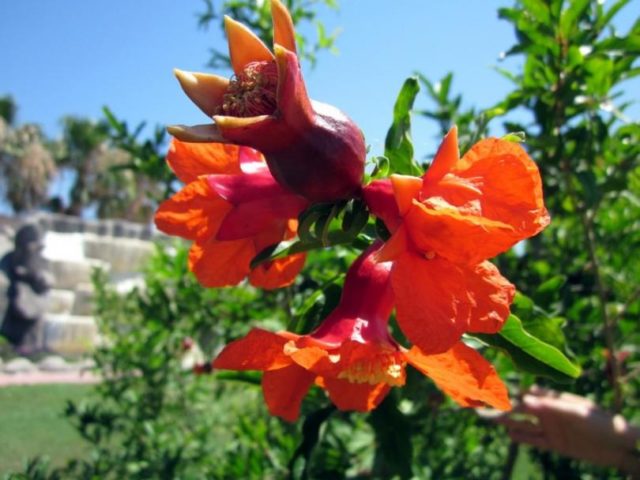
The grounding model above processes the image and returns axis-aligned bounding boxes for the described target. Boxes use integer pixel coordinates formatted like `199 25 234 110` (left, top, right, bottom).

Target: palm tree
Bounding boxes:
57 116 109 216
0 121 56 213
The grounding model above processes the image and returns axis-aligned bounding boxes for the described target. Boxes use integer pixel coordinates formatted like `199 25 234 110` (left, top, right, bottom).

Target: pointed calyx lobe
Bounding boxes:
154 140 308 289
214 242 511 421
170 0 366 203
363 127 548 354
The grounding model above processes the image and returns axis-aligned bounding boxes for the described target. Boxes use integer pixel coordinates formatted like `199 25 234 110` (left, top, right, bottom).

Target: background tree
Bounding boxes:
0 112 56 213
56 117 109 216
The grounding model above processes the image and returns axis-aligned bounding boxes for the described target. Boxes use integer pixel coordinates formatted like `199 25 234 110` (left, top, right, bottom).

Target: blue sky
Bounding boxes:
1 1 638 160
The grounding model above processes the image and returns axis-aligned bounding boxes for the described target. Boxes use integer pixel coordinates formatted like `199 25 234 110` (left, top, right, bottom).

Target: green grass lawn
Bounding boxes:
0 384 92 475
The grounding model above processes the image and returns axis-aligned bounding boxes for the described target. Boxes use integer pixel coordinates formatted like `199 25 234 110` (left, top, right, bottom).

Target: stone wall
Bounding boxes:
0 213 156 355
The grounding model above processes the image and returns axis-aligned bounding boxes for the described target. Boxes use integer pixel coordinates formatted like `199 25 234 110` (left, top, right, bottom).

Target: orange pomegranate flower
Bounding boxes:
155 138 308 289
363 127 550 354
167 0 366 202
213 243 511 422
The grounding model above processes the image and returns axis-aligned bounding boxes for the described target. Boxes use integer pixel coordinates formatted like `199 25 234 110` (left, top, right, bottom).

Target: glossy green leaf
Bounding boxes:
475 315 581 383
384 77 422 176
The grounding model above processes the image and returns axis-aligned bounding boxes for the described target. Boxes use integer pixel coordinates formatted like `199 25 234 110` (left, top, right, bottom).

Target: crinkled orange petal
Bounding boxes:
322 378 390 412
406 342 511 411
390 174 422 216
411 137 549 264
404 201 519 265
375 224 409 263
224 16 274 76
262 364 316 422
466 261 515 334
423 126 459 184
392 252 471 354
188 238 255 288
289 344 338 376
451 137 549 235
167 139 242 183
271 0 297 53
213 328 293 371
249 253 306 290
154 178 232 241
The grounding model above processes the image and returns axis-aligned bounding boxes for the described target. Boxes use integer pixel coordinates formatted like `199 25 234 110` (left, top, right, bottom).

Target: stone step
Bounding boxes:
83 235 154 274
46 258 110 290
42 313 100 355
48 289 76 315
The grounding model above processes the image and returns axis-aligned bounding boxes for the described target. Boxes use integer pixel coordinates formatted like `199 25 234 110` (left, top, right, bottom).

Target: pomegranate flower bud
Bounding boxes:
168 0 366 202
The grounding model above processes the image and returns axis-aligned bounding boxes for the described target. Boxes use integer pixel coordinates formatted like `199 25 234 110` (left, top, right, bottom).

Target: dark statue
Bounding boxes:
0 224 53 352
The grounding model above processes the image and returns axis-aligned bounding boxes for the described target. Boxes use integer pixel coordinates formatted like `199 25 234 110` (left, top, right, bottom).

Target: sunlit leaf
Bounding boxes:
474 315 581 383
384 77 422 176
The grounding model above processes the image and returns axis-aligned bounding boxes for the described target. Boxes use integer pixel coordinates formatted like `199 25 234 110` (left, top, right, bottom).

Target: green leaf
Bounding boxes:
474 315 581 383
535 274 567 297
215 371 262 385
525 316 568 353
560 0 590 37
370 155 390 179
292 279 342 334
368 392 413 479
341 199 369 236
384 77 422 176
288 406 335 478
502 131 526 143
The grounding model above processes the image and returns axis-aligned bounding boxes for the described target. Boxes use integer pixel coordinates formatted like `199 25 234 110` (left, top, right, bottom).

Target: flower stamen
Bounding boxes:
338 348 406 386
219 61 278 117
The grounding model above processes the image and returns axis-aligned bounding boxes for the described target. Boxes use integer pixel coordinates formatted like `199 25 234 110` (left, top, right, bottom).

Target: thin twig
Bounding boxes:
611 286 640 328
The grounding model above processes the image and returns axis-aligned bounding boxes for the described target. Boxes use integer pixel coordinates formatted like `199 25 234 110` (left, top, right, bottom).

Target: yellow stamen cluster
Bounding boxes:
338 350 406 386
219 61 278 117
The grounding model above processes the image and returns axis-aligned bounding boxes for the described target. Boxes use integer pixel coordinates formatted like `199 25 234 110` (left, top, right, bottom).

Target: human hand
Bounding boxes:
497 386 640 477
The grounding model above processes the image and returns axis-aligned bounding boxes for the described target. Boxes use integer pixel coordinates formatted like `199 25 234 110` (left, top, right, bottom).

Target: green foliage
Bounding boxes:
384 76 422 176
414 0 639 477
493 0 640 415
15 243 300 479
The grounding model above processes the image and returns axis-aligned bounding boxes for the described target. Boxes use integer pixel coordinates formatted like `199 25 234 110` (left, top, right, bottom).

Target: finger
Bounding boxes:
522 393 593 419
527 386 595 408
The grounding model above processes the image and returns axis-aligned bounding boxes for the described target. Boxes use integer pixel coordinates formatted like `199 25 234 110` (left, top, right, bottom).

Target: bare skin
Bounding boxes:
497 386 640 477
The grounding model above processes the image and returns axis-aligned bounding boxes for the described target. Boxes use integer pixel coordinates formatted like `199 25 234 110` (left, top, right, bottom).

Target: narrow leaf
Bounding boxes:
474 315 581 383
384 77 422 176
